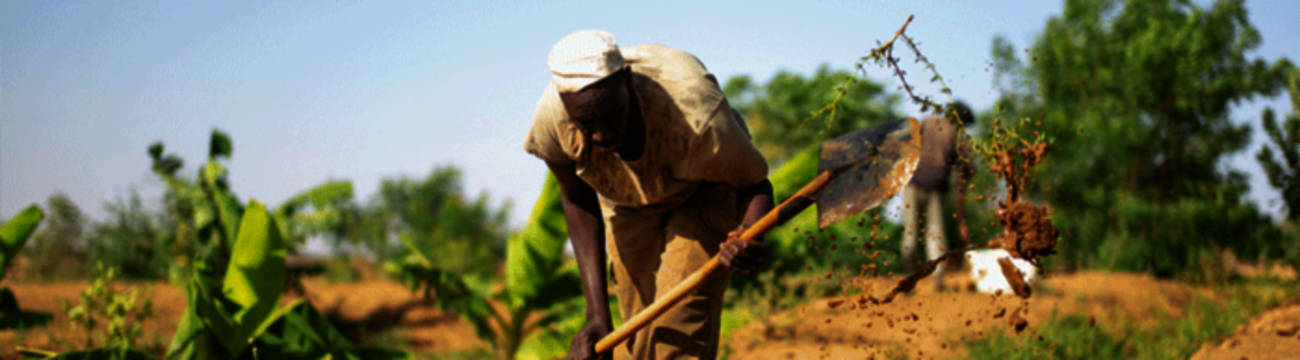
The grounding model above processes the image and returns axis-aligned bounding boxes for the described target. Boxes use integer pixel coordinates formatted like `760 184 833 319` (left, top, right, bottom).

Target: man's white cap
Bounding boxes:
547 30 626 93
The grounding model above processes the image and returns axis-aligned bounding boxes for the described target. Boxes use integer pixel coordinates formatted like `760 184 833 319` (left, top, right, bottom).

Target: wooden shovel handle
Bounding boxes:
594 171 834 354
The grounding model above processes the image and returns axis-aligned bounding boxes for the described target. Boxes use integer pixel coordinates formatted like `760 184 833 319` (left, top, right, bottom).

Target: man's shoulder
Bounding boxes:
623 44 724 136
622 44 708 72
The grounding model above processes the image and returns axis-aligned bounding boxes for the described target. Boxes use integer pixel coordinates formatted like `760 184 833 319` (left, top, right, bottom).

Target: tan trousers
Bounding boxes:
603 184 741 359
901 185 947 290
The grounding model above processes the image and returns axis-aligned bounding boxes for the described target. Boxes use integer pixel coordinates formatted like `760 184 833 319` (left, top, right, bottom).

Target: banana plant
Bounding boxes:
1 204 52 329
162 200 408 360
388 174 582 359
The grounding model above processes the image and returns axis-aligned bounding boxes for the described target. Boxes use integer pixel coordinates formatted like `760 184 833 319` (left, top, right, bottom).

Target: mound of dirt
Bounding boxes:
724 271 1226 359
1191 297 1300 360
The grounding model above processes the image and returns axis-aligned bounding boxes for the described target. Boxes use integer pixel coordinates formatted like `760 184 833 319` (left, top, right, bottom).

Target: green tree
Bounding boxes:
1256 70 1300 222
85 190 178 280
26 193 89 281
725 65 902 165
373 166 510 280
988 0 1295 276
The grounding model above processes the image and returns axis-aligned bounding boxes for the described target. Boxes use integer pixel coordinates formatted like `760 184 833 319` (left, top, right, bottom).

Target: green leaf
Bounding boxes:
0 204 44 279
148 142 164 160
246 299 391 359
209 129 232 160
221 200 286 342
201 161 243 249
504 175 572 308
170 276 242 358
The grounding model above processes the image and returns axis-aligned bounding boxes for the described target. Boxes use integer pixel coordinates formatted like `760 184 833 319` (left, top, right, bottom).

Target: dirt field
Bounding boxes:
2 272 1295 359
722 271 1296 359
1192 296 1300 359
0 278 483 358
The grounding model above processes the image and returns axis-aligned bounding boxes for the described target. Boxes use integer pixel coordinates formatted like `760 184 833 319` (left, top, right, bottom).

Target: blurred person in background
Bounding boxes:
901 101 975 292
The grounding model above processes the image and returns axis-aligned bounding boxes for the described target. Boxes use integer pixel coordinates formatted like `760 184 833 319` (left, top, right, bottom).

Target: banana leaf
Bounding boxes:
0 204 44 279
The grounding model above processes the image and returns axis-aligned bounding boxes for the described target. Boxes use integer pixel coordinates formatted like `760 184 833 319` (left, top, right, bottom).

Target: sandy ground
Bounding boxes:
1192 297 1300 359
0 277 483 359
722 271 1293 359
2 271 1295 359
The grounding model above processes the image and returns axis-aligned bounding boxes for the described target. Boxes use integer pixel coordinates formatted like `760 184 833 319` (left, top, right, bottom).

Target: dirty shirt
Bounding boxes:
523 44 769 208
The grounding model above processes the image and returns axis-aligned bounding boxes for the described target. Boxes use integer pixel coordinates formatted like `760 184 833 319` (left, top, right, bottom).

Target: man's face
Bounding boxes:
559 71 631 150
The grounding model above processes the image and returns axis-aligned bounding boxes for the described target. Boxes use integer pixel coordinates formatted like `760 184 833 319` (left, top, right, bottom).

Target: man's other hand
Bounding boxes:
569 319 613 360
719 227 769 274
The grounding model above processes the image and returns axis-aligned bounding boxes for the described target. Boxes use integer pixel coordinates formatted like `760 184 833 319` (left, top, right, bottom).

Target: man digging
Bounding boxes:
523 30 774 359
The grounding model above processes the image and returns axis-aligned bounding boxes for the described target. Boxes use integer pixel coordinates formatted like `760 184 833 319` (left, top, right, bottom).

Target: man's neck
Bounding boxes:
616 84 645 161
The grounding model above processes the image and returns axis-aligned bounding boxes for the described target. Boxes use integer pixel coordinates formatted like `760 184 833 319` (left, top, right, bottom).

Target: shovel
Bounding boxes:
595 117 924 354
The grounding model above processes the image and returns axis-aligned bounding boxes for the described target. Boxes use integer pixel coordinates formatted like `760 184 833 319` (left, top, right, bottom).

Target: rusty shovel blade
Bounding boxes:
816 117 923 228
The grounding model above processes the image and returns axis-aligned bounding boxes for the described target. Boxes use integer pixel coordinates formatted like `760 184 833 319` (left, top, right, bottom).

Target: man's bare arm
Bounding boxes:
737 179 774 229
719 179 774 273
546 161 611 359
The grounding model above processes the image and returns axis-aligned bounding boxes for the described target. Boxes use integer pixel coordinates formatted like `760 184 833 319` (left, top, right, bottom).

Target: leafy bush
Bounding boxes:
61 263 155 350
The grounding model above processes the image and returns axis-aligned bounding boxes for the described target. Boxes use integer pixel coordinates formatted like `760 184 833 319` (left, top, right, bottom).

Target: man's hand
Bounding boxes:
568 319 613 360
719 226 770 274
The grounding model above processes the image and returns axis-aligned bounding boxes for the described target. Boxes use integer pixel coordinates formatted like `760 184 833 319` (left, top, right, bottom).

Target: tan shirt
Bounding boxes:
524 44 769 208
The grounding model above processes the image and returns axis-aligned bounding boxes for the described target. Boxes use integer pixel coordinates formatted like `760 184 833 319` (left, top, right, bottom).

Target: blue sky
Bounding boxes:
2 1 1297 227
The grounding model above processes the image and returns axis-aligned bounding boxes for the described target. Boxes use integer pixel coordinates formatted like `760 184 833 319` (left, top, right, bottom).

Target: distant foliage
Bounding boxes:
988 0 1295 277
1256 70 1300 223
725 66 902 165
24 194 89 281
86 190 184 281
371 166 510 280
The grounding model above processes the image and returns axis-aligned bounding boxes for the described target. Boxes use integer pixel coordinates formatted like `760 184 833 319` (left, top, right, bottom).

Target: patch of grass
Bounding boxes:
965 314 1124 359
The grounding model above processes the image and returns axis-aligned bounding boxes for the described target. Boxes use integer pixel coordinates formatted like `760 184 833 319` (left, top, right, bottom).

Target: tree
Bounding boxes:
1256 69 1300 222
725 65 902 165
373 166 510 280
86 189 177 280
988 0 1295 276
26 193 89 281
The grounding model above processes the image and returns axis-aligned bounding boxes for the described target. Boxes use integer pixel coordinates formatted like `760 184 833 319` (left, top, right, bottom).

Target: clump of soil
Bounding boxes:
997 257 1032 298
986 142 1057 264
